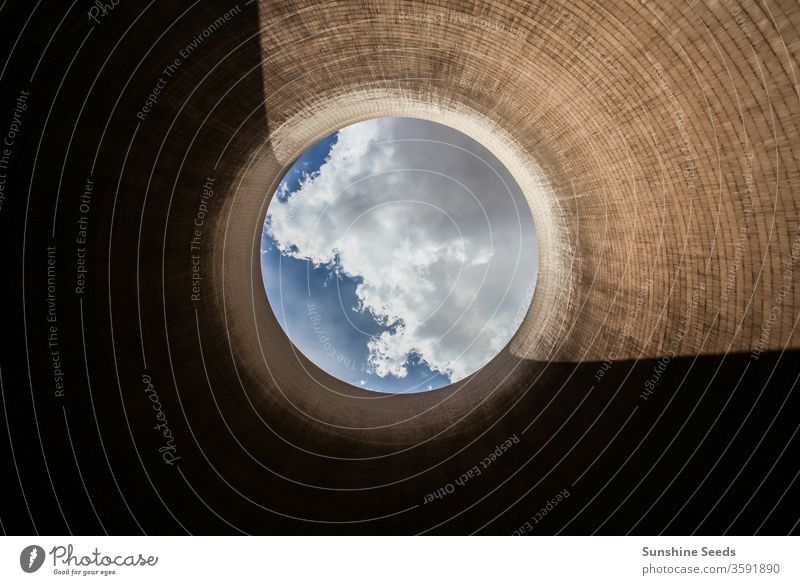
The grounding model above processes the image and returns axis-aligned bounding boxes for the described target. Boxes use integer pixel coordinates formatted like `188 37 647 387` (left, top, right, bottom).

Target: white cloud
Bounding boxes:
266 118 537 383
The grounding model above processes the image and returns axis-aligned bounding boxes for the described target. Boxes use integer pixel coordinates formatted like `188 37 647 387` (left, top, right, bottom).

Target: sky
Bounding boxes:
261 117 537 393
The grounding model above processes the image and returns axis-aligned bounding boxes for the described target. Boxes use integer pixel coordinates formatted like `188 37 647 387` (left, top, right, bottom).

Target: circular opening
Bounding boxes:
260 117 538 393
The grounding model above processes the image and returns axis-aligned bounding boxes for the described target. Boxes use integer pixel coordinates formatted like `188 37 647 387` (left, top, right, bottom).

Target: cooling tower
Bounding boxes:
0 0 798 534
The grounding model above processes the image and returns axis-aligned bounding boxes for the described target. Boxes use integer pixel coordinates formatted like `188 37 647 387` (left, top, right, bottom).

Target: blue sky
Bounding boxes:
261 118 537 393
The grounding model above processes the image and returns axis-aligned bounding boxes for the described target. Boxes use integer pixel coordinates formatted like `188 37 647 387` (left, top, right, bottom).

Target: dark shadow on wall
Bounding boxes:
0 0 275 535
145 348 800 535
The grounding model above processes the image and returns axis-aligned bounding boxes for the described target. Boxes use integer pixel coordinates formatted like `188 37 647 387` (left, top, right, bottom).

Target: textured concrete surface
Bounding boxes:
0 0 798 534
250 0 800 363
